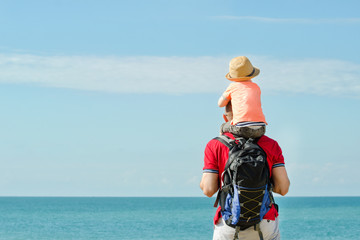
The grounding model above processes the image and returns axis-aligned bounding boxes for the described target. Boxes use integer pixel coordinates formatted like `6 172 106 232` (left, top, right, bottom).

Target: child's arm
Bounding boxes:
218 94 230 107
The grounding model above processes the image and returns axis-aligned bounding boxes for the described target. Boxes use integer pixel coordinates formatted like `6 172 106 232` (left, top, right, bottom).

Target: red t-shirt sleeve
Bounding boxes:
271 140 285 168
203 140 219 174
258 136 285 170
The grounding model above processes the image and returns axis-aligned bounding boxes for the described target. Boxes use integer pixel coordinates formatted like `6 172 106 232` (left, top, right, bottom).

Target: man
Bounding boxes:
200 103 290 240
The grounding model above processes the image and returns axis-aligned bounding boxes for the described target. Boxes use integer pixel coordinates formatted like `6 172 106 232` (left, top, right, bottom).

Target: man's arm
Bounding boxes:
200 173 219 197
271 166 290 196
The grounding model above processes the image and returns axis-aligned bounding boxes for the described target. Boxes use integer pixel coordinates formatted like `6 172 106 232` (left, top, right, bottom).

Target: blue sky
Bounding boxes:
0 0 359 196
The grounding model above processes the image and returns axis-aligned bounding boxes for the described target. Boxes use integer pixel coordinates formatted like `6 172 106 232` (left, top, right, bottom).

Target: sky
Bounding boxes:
0 0 359 197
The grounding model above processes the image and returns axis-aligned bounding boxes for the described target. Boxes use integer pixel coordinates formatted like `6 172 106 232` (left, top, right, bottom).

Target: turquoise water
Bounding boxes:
0 197 359 239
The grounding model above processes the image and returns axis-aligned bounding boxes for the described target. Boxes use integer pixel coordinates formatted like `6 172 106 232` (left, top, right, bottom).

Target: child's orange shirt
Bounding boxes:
222 81 267 125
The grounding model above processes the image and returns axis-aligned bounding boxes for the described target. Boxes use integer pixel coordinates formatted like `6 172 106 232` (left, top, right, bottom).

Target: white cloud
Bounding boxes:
255 56 360 97
0 54 359 97
0 54 227 94
215 16 360 24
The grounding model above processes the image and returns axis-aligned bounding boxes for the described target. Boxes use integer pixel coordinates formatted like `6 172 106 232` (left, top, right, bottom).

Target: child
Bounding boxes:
218 56 266 139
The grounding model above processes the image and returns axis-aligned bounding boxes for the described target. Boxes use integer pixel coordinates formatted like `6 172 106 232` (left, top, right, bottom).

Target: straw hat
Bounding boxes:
225 56 260 81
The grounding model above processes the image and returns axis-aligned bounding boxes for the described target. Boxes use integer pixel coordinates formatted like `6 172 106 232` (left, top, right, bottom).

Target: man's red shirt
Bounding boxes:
203 133 285 224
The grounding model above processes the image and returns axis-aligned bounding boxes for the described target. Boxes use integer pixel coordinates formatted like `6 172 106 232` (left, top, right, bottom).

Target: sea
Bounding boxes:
0 197 359 240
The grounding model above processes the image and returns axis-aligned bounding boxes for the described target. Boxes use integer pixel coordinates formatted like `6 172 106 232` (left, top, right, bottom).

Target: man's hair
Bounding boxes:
225 101 232 113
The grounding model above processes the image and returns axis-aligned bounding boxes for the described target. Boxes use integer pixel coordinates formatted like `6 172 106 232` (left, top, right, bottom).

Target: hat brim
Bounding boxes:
225 67 260 82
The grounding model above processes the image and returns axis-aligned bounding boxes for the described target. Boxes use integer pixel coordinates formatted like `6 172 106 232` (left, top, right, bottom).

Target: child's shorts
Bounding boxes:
220 122 266 139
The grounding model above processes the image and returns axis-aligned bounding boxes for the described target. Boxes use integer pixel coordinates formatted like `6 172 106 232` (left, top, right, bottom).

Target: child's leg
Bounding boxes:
238 126 266 139
220 122 248 137
220 122 266 139
220 122 231 135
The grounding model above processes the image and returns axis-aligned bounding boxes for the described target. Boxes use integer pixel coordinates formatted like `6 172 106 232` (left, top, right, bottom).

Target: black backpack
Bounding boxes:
214 135 275 240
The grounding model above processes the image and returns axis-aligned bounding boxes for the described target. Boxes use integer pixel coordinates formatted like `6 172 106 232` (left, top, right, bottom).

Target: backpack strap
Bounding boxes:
213 134 234 149
212 135 234 208
214 134 248 148
233 226 240 240
254 224 264 240
213 193 220 208
232 225 264 240
213 135 245 208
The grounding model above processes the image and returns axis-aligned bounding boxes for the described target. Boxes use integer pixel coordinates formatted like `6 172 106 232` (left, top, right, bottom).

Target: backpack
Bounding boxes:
214 135 275 240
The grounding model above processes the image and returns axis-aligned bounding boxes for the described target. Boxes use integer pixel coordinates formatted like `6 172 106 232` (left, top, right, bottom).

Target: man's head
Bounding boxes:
223 101 233 122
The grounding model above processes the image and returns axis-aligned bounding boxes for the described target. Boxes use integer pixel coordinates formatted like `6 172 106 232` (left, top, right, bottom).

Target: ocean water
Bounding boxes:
0 197 359 240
